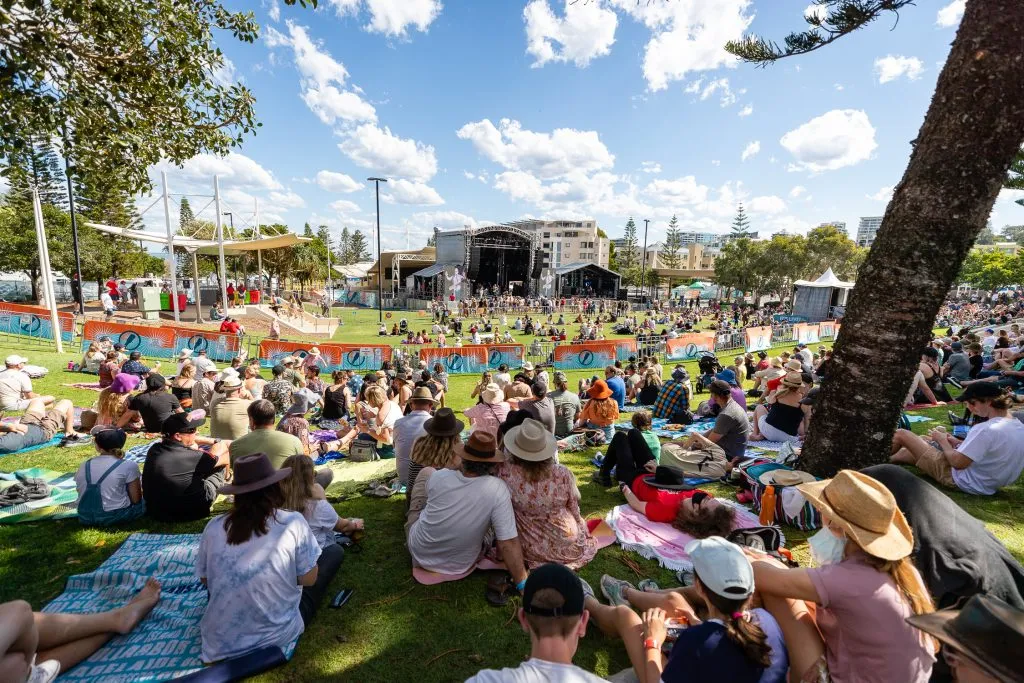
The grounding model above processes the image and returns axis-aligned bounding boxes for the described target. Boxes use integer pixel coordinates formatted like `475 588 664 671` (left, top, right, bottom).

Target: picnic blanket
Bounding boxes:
605 500 773 572
614 417 717 441
0 467 78 523
620 404 654 413
44 533 206 683
124 440 160 465
63 382 104 391
904 414 935 423
0 434 63 458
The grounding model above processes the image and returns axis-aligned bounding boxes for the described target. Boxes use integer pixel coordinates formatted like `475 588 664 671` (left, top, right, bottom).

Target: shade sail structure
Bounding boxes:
84 222 311 254
333 262 374 279
411 263 447 278
793 267 854 289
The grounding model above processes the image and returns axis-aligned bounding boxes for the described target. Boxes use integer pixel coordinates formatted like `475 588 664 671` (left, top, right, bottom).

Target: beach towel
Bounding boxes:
0 434 63 458
605 500 772 572
313 450 346 466
904 414 934 423
0 467 78 523
124 440 161 465
614 417 716 441
44 533 206 683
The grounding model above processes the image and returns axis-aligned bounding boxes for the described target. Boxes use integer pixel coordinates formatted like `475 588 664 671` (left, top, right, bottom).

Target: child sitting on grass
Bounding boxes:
279 454 363 548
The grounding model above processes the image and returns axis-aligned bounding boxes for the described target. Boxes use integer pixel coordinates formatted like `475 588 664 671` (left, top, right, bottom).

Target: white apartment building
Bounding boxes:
857 217 883 247
515 219 610 269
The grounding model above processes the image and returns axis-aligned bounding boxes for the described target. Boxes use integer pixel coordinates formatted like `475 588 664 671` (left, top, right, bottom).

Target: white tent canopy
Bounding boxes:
793 267 854 289
84 222 311 255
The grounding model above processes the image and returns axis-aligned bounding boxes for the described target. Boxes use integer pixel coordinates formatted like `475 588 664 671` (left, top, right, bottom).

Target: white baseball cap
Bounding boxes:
5 355 28 366
685 536 754 599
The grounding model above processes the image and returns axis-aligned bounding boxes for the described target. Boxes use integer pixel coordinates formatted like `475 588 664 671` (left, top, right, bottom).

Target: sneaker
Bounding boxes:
675 569 695 587
579 577 596 601
27 659 60 683
946 377 963 390
600 574 635 606
637 578 660 592
591 472 613 487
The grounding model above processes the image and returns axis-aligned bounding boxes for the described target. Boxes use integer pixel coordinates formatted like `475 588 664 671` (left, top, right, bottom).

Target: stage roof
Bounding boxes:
410 263 447 278
554 262 621 278
793 267 854 289
84 222 311 254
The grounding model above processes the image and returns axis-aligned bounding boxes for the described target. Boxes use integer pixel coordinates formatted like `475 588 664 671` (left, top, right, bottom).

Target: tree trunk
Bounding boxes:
802 0 1024 476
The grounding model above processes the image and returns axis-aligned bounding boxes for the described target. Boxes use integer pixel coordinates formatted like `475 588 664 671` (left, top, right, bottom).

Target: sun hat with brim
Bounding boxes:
409 386 438 404
642 466 695 491
759 469 816 487
219 453 292 495
781 371 803 389
522 361 534 371
109 373 141 394
959 382 1005 402
220 376 243 390
162 411 206 435
905 594 1023 683
587 379 613 400
5 354 27 366
800 387 819 406
784 359 803 372
716 369 737 386
423 407 464 437
308 347 321 357
481 383 504 405
796 470 913 561
503 418 556 462
457 431 503 463
177 349 193 361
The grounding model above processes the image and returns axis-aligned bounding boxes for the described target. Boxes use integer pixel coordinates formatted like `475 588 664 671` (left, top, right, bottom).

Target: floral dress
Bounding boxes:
497 462 598 570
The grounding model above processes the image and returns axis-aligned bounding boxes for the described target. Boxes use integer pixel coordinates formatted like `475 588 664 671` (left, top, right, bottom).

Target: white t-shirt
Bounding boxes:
196 510 321 663
952 416 1024 495
100 291 114 309
303 498 340 549
407 471 518 575
493 372 512 390
74 456 141 512
466 658 607 683
982 335 997 349
0 368 31 409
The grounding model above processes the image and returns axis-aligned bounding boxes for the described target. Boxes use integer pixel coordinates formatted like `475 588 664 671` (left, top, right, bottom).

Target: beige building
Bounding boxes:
514 219 610 269
973 242 1021 256
640 242 718 272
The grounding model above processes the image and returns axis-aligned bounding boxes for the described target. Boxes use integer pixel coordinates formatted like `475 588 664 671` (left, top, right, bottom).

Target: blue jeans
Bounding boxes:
584 421 614 442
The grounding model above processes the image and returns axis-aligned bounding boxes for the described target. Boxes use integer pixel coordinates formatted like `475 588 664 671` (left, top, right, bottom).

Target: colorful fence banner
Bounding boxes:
666 332 718 361
0 303 74 343
773 314 809 324
571 338 637 362
82 320 241 362
793 323 821 345
553 342 618 371
419 346 489 375
343 290 378 308
744 326 772 353
818 320 838 339
484 344 525 370
258 339 392 372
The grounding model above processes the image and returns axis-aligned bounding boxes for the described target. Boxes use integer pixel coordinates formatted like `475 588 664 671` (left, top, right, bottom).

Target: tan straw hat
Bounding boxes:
797 470 913 561
784 359 803 371
759 469 816 487
781 371 803 389
503 418 557 462
481 383 504 405
410 386 438 404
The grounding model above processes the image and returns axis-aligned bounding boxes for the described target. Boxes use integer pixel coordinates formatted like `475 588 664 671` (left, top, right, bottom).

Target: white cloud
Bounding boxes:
326 0 361 16
685 77 743 107
268 190 306 209
804 3 827 22
157 153 282 190
866 185 894 202
780 109 877 172
329 199 362 214
524 0 618 68
874 55 924 84
326 0 441 37
643 176 709 205
936 0 965 27
738 104 753 117
268 0 281 22
339 124 439 182
741 140 760 161
463 171 476 180
641 161 662 174
410 210 478 230
382 179 445 206
834 83 844 91
789 186 807 198
748 195 787 214
456 118 614 179
316 170 362 193
608 0 755 91
301 85 377 125
710 159 720 166
211 57 239 87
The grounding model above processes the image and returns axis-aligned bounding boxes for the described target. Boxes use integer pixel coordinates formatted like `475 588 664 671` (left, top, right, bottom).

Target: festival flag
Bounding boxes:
0 302 74 343
794 323 821 345
419 346 489 374
666 332 718 361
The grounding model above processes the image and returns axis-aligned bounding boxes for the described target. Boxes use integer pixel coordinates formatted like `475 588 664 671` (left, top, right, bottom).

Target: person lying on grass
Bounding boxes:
586 537 787 683
0 578 160 683
465 563 606 683
891 383 1024 496
0 397 85 454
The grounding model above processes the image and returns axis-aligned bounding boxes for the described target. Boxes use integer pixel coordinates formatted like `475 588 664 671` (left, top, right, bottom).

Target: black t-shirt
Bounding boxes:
142 440 219 522
322 386 348 420
969 354 983 379
128 391 181 432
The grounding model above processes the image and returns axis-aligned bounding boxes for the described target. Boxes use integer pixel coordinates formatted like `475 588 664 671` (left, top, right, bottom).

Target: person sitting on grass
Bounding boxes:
405 408 463 500
80 343 105 374
169 363 196 410
518 380 556 434
405 430 528 589
463 383 510 440
465 563 606 683
0 398 84 453
749 470 936 683
142 412 231 523
119 351 160 379
503 372 533 403
586 537 787 683
652 367 691 420
279 454 363 548
230 400 334 491
75 427 146 526
699 379 750 468
497 419 598 570
749 371 808 444
94 373 142 431
575 380 620 442
891 383 1024 495
0 579 161 683
197 453 341 665
0 355 53 412
98 350 121 389
593 410 660 487
636 368 663 406
120 374 181 434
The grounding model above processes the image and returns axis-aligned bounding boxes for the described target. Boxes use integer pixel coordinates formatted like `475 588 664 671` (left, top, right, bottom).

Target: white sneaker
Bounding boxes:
26 659 60 683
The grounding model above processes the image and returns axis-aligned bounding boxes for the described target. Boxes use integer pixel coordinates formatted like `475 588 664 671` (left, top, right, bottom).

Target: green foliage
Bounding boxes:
959 249 1023 291
1000 224 1024 245
3 138 66 209
348 230 371 263
804 224 862 280
974 225 997 246
620 217 639 271
1007 147 1024 190
725 1 915 65
661 215 683 270
731 203 751 238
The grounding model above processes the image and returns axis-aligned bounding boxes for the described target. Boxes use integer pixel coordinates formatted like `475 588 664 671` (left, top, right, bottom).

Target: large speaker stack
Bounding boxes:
467 245 482 281
531 249 543 279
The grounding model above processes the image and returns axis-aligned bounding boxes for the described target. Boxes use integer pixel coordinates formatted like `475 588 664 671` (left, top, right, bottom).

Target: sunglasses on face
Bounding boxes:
691 491 709 508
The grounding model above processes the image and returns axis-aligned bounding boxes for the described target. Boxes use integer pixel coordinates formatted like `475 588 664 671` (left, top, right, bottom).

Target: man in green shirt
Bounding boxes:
229 400 333 489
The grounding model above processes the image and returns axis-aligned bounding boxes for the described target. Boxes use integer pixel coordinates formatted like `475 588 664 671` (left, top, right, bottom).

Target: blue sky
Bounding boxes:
145 0 1020 250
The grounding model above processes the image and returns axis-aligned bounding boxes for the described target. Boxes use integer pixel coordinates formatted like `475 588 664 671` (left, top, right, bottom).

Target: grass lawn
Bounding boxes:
1 311 1020 682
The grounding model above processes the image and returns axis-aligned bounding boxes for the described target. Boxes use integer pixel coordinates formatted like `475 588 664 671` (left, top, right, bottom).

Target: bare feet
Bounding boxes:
748 432 765 441
115 578 161 634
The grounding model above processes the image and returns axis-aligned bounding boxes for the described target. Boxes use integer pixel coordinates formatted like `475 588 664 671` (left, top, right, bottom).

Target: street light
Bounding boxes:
641 218 650 304
367 177 387 323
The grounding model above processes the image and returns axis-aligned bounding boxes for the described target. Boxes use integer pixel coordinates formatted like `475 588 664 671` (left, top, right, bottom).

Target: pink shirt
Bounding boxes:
463 401 510 439
807 552 934 683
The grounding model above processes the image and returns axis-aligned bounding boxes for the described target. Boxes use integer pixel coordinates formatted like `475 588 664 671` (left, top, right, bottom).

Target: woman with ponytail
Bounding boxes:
751 469 936 683
75 428 146 525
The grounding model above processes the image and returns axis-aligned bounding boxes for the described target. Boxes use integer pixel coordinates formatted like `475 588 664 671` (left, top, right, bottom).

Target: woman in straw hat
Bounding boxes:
749 371 808 444
496 418 598 570
575 379 620 442
197 453 340 664
463 383 510 440
749 470 936 682
406 407 464 497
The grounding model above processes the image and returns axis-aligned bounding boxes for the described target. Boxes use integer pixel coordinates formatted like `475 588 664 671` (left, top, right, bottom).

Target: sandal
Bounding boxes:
485 573 514 607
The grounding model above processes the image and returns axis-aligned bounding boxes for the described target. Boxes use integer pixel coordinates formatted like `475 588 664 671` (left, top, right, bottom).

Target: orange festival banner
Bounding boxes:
553 342 618 370
744 326 772 353
666 332 718 361
419 346 489 374
82 320 241 361
258 339 392 372
0 302 74 342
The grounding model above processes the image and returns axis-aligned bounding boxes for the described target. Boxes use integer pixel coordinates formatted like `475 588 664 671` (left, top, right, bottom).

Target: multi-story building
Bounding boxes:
515 219 609 269
628 242 719 272
973 242 1021 256
817 221 847 233
857 217 883 247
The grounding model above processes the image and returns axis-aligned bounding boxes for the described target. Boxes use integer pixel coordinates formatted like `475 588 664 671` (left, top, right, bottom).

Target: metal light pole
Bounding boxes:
641 218 650 304
368 177 387 322
63 156 84 315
